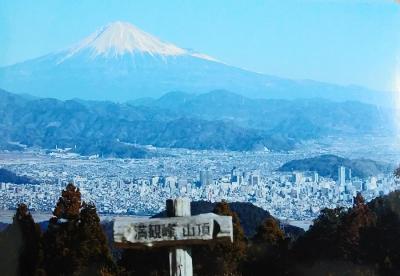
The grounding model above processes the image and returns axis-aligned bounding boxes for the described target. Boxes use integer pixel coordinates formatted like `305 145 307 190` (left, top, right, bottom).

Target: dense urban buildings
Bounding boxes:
1 143 399 224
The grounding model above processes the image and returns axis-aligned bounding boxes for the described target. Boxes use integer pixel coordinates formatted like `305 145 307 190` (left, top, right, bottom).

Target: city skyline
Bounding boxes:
1 147 397 226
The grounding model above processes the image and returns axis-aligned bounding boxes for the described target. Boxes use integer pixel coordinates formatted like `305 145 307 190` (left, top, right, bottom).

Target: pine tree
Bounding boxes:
78 202 117 274
42 183 116 275
253 218 284 245
244 218 287 275
291 206 347 265
338 193 376 261
193 201 247 276
0 203 42 276
359 191 400 274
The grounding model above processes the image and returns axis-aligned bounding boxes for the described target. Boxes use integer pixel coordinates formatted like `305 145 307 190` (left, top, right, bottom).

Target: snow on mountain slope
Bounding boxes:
59 21 216 63
0 21 391 105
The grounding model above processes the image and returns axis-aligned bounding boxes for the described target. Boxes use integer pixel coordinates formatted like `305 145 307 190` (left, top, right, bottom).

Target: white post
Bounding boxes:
167 198 193 276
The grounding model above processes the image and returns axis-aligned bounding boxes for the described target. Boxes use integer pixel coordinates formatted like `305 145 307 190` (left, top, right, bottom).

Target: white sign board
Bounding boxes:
114 213 233 248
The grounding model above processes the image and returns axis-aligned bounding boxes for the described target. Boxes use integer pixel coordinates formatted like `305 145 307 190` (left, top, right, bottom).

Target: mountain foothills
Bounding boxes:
279 154 393 180
0 89 394 156
0 21 392 105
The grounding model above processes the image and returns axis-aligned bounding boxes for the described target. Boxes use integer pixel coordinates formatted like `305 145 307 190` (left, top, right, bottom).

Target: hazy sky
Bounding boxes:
0 0 399 91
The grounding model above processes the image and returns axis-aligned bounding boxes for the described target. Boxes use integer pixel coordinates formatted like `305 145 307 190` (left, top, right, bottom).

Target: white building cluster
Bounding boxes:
0 150 398 222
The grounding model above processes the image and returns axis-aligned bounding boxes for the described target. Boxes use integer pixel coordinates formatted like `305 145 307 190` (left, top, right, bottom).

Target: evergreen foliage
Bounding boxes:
42 183 116 275
192 201 247 276
291 192 400 275
1 187 400 275
244 218 289 275
253 218 284 245
118 248 169 276
0 203 42 276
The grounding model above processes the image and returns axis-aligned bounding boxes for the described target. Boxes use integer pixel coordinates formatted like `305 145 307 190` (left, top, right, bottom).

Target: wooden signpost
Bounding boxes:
114 198 233 276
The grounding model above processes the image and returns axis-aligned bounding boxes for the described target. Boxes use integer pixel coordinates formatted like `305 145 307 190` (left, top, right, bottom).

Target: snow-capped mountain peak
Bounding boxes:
60 21 217 62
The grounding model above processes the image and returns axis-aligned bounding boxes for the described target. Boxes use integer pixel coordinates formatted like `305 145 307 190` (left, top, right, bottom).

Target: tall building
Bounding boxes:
200 170 206 186
249 170 260 186
294 172 303 185
200 170 212 186
164 176 177 191
338 166 346 186
313 172 319 183
231 167 239 183
151 176 159 186
231 167 243 185
368 176 378 190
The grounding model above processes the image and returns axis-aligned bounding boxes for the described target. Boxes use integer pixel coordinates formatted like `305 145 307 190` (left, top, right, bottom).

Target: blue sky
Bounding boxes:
0 0 399 91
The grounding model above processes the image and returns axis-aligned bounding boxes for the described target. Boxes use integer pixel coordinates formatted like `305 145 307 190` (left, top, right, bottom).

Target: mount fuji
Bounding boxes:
0 21 390 104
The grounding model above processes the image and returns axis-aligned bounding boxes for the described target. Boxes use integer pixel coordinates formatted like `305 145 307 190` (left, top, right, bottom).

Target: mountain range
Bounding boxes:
0 89 394 157
0 21 395 156
129 90 393 137
0 21 393 106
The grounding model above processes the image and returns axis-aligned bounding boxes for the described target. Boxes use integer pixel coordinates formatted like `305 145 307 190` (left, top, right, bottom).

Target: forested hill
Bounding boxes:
278 154 393 179
0 168 38 184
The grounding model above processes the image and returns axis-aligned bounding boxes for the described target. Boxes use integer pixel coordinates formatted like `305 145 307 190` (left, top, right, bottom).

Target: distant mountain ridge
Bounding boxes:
129 90 394 136
0 21 392 105
0 89 287 155
0 89 394 156
278 154 393 179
